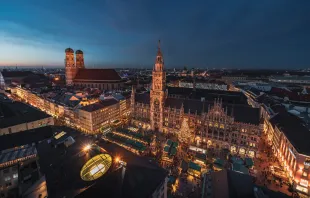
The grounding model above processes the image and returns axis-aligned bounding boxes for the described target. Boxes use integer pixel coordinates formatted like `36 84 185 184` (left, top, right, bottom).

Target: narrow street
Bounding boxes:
254 133 292 196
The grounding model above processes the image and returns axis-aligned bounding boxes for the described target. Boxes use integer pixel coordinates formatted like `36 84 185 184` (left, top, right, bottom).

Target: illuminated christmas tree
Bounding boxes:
178 118 193 143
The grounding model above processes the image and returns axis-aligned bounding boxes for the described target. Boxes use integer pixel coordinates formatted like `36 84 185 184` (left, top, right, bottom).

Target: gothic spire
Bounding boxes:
157 40 162 57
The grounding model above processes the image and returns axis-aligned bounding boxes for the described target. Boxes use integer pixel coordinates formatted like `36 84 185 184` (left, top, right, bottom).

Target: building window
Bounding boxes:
302 172 308 177
239 148 245 155
220 124 224 129
4 176 11 182
296 185 308 193
13 173 18 179
231 146 236 153
300 179 308 187
248 151 255 158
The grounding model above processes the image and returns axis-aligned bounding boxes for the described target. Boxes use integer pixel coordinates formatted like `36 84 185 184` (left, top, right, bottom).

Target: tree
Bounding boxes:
178 118 193 143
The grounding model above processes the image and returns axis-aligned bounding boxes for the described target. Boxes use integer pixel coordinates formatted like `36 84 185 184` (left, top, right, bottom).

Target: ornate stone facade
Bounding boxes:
131 41 262 157
150 40 166 131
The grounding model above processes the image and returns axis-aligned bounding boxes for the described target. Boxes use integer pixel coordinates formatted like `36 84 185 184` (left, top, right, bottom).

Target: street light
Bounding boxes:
83 144 91 152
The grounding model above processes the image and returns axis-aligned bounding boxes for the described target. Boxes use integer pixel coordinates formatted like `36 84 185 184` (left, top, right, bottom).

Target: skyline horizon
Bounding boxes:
1 0 309 69
0 64 309 71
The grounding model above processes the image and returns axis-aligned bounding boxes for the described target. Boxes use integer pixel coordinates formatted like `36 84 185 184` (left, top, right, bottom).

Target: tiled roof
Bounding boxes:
74 69 121 81
269 112 310 155
164 98 260 125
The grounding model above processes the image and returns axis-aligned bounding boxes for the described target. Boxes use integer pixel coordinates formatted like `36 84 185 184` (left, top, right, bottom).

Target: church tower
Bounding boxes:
65 48 76 85
75 50 85 69
150 40 166 131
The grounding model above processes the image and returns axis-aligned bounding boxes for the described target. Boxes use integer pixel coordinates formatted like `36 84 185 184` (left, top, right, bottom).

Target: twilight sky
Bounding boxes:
0 0 309 69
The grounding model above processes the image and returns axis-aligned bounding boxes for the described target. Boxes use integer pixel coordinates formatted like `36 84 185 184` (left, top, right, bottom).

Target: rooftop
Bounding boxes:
164 98 261 125
0 99 51 129
0 144 37 168
80 99 118 112
135 92 150 104
36 129 167 198
167 87 248 105
0 126 54 150
205 170 290 198
74 69 122 81
269 112 310 156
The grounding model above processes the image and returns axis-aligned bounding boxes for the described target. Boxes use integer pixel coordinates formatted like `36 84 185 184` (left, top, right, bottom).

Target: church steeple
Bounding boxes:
154 40 164 71
150 40 166 131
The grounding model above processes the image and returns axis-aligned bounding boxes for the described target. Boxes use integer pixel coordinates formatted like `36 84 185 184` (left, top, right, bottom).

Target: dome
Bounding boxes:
65 48 74 53
80 153 112 181
76 50 83 54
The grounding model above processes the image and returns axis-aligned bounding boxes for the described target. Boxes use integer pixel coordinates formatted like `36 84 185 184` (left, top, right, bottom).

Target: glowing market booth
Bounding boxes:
80 153 112 181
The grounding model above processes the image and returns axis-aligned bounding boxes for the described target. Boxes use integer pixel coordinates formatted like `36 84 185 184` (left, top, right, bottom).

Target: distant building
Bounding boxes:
178 78 228 91
65 48 124 90
222 75 247 83
269 76 310 85
0 71 49 89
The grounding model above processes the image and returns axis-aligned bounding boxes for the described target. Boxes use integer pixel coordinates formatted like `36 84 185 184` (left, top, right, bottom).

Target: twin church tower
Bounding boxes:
65 48 85 85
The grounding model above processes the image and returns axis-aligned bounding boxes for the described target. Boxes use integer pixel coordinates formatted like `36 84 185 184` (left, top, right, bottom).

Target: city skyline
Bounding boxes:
0 0 309 68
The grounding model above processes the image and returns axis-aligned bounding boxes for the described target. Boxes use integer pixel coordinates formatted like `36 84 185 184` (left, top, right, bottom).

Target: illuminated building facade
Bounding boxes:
78 99 120 133
64 48 124 89
265 112 310 195
131 41 262 158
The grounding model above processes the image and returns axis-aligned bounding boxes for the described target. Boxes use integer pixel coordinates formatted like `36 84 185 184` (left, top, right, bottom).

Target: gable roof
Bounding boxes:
74 69 121 81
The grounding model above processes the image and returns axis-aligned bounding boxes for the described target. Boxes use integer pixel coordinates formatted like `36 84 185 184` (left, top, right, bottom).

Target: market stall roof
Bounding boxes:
172 142 178 148
170 147 177 156
232 163 249 175
164 146 170 153
195 153 207 161
168 176 176 184
245 158 254 167
189 161 201 172
166 139 173 146
231 157 244 165
214 158 224 166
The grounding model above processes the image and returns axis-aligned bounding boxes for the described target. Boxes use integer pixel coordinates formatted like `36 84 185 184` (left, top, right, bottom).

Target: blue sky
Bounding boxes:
0 0 309 68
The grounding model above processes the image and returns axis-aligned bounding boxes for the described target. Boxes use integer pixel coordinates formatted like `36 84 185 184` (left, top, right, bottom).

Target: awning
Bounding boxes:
232 163 249 175
189 161 201 172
